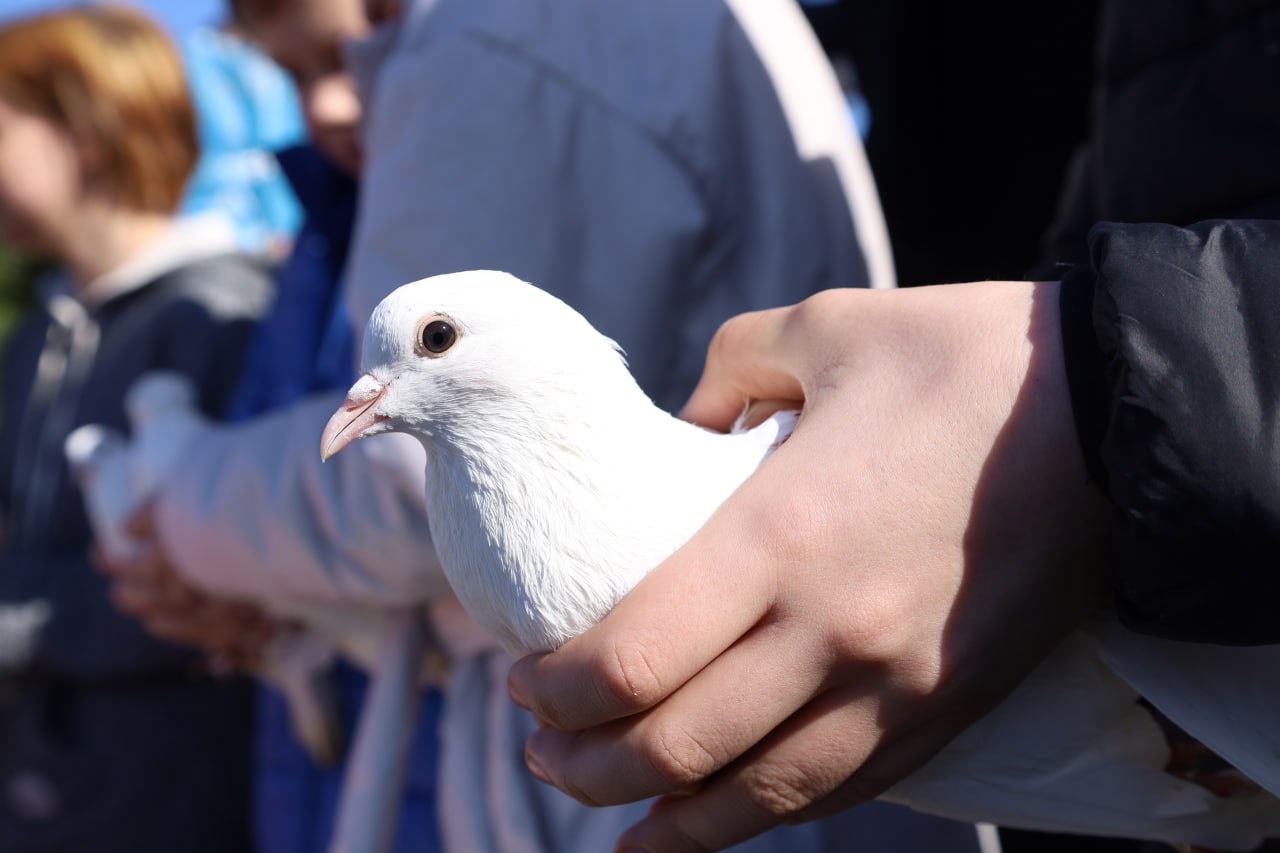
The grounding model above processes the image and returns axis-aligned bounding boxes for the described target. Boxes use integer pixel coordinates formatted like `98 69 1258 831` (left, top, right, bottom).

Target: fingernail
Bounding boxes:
524 742 551 785
507 672 530 709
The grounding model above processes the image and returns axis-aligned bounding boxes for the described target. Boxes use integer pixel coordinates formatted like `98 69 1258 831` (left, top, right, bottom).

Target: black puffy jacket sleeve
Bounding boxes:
1059 219 1280 645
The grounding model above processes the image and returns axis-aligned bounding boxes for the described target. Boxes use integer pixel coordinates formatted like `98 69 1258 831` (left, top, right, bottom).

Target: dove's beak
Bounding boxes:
321 375 389 461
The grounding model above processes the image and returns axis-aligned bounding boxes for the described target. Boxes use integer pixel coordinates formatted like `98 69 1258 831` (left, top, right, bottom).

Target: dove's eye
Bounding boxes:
419 319 457 355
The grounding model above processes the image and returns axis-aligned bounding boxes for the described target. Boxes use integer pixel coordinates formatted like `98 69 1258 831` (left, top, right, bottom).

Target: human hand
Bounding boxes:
508 281 1110 851
93 504 278 672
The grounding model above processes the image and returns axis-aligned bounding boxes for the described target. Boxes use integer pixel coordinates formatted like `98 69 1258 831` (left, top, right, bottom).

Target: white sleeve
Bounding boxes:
155 391 451 607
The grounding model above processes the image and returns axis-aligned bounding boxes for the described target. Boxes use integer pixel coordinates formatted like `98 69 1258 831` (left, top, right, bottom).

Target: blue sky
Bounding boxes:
0 0 226 40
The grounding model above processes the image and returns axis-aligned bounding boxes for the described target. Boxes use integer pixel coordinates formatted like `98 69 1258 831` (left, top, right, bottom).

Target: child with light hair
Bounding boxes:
0 5 273 850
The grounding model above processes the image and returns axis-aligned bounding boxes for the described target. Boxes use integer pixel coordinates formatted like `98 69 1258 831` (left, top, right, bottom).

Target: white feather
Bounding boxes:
1092 620 1280 798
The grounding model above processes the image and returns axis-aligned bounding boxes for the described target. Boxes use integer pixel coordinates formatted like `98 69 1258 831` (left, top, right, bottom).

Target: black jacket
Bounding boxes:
0 251 271 852
1038 0 1280 645
1036 0 1280 274
1061 220 1280 646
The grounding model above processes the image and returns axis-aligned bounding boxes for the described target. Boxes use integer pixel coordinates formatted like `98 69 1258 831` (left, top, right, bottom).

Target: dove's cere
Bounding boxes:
322 270 794 654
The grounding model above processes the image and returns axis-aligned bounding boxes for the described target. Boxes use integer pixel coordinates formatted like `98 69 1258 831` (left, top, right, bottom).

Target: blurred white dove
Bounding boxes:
324 269 1280 851
67 375 346 768
83 371 433 853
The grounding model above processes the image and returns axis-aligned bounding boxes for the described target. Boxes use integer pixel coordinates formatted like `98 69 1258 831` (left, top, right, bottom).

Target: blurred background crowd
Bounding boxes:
0 1 1273 853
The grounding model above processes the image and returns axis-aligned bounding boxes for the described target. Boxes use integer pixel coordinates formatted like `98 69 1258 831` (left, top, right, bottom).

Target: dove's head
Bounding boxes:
321 270 636 460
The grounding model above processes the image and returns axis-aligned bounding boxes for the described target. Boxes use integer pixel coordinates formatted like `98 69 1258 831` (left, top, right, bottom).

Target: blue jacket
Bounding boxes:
226 145 443 853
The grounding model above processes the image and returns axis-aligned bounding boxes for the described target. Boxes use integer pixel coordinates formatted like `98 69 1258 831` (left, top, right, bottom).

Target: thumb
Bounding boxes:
678 304 806 429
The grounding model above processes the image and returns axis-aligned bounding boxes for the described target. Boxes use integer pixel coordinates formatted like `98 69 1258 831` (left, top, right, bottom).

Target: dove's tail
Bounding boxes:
258 630 344 767
1093 618 1280 798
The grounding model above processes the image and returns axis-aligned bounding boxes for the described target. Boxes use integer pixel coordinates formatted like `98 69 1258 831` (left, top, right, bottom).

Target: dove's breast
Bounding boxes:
423 455 686 654
422 411 792 655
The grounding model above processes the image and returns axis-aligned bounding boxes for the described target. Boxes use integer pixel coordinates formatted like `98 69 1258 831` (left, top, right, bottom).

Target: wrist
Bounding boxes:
1057 267 1110 495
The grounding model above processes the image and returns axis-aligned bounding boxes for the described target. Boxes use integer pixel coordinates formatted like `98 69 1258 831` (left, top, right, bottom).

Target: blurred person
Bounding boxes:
0 5 272 851
98 0 988 851
179 10 307 256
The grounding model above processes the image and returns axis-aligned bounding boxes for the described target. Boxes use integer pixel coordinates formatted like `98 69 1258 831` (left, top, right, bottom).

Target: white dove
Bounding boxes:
322 270 795 654
67 375 346 768
323 269 1280 851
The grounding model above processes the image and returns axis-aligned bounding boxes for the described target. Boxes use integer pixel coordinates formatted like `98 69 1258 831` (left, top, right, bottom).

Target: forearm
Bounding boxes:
153 391 451 608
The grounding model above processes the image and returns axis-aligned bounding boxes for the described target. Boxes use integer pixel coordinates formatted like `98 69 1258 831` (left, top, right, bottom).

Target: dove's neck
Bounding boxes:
424 379 688 519
418 381 719 653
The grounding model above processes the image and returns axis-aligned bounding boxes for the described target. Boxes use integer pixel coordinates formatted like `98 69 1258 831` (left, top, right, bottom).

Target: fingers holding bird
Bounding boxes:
93 503 277 669
510 282 1109 850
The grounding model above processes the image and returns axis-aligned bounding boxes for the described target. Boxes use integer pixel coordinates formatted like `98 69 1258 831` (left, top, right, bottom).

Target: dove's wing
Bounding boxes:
1093 617 1280 798
885 632 1280 850
124 371 211 497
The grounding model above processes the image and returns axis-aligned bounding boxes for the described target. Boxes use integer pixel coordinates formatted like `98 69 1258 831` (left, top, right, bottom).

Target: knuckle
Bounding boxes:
894 654 946 702
783 292 860 387
786 290 843 339
705 306 777 375
821 604 900 669
827 584 946 677
590 639 666 714
708 312 752 363
641 723 722 789
740 765 824 819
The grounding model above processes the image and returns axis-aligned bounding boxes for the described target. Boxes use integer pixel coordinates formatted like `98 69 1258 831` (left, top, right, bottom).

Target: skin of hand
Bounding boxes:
93 505 278 672
507 280 1111 852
